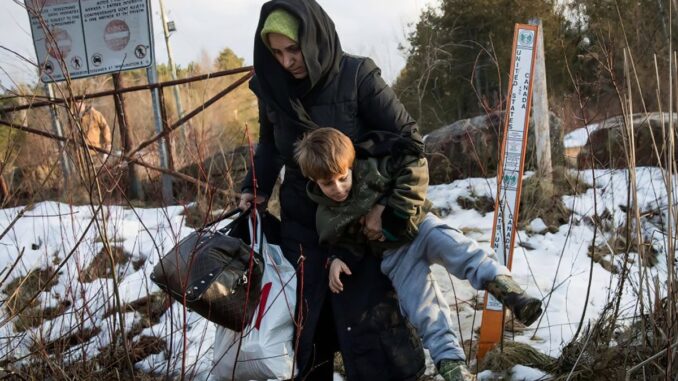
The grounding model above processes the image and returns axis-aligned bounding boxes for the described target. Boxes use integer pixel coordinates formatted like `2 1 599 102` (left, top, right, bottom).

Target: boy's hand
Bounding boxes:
362 204 386 241
329 258 352 293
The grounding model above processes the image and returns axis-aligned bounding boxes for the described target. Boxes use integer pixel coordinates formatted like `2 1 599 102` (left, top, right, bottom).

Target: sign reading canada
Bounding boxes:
26 0 153 82
485 27 537 311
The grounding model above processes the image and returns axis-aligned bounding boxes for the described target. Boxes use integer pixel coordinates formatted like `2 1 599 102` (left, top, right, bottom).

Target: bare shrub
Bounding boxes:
518 174 570 233
457 193 495 216
3 267 60 331
78 246 130 283
480 341 557 375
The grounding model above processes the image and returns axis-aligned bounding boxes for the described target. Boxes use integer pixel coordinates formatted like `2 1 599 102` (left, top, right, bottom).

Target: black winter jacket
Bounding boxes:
242 1 425 380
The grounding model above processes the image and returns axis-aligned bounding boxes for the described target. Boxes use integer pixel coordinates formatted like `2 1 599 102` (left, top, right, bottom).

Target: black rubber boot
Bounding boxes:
485 275 543 326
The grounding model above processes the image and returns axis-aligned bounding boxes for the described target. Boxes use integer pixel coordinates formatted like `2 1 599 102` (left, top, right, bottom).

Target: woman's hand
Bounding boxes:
361 204 386 241
238 193 268 211
238 193 255 211
329 258 352 293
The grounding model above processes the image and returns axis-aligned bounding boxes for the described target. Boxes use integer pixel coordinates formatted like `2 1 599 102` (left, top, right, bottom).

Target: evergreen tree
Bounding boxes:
214 48 245 70
394 0 577 133
566 0 676 113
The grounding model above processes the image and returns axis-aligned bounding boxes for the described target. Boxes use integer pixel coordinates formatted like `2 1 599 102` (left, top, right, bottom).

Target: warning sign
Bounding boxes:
104 19 131 51
26 0 153 83
45 27 72 59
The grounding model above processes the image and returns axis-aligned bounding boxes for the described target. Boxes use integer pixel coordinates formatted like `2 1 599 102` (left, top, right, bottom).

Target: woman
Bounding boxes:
239 1 426 379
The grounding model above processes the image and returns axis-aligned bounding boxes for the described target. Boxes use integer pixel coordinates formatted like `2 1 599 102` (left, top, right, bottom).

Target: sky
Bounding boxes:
0 0 437 90
0 163 671 379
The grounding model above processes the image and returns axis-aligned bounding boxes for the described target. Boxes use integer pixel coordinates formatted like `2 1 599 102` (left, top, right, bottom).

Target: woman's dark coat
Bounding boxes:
243 1 426 379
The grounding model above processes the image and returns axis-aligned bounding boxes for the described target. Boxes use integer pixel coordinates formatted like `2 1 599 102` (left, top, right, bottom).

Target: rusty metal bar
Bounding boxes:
128 71 253 158
112 73 144 200
157 87 175 172
0 119 232 197
170 70 254 130
0 66 253 113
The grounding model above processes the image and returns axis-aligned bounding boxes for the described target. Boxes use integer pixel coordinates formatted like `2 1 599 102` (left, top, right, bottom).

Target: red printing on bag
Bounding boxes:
255 282 273 329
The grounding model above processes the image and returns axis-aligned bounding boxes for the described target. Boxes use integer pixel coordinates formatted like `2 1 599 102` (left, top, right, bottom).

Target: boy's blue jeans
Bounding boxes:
380 213 510 363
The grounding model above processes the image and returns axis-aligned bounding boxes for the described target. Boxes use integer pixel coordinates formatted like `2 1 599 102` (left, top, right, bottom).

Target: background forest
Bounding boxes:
395 0 674 133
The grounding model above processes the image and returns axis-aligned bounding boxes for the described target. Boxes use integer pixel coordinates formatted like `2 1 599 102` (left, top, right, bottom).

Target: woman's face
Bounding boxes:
268 32 308 79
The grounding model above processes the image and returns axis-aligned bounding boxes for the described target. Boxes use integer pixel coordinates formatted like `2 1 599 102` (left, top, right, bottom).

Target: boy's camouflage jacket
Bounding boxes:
307 154 432 264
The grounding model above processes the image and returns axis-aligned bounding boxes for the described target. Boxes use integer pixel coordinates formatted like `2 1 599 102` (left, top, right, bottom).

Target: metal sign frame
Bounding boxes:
25 0 154 83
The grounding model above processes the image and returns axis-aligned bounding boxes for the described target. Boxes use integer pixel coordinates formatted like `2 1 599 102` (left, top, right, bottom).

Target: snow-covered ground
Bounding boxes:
563 123 600 148
0 167 674 380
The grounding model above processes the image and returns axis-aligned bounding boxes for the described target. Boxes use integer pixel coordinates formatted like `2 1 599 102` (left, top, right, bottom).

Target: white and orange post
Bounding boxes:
477 23 539 360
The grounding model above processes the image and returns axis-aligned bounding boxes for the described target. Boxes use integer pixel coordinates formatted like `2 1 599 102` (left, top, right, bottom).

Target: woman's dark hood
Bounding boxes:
251 0 343 130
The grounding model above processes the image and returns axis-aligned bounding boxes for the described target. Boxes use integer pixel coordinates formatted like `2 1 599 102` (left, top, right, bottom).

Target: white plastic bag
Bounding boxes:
212 216 297 381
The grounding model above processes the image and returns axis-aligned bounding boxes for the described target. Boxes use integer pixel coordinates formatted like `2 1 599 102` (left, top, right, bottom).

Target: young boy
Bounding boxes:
294 128 543 381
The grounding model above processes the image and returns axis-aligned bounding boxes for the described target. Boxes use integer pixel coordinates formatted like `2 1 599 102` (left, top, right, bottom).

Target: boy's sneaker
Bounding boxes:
438 359 475 381
485 275 543 326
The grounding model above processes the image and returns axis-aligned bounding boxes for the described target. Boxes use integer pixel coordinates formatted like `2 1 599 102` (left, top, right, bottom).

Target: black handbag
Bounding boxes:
150 208 271 331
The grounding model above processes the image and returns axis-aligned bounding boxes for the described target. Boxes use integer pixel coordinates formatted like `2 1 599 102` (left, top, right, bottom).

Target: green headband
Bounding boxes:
260 8 299 47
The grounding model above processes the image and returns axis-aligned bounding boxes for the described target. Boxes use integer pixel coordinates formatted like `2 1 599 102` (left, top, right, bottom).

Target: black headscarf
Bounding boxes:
250 0 343 131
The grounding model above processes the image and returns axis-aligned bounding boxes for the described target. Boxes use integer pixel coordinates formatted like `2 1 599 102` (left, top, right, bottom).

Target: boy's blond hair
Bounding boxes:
294 127 355 180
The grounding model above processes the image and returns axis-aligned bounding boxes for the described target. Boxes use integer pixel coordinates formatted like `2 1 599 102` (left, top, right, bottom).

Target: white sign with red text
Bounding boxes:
26 0 153 82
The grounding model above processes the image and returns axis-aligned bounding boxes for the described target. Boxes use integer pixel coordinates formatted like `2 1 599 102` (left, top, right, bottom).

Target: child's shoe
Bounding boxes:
484 275 543 325
438 359 475 381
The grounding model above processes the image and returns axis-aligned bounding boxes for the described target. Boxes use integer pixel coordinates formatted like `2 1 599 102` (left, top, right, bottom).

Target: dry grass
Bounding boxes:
518 173 571 233
551 166 591 196
4 336 167 380
548 304 675 381
78 246 130 283
479 341 557 375
3 267 60 332
457 193 495 216
119 292 171 325
587 222 661 275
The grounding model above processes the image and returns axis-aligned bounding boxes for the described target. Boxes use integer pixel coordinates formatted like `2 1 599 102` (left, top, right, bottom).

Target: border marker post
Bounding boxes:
477 23 539 360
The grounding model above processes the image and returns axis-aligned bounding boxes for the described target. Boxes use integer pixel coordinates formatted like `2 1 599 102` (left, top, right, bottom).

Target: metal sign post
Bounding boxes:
25 0 153 83
147 64 173 204
44 82 71 184
144 0 173 204
477 23 539 360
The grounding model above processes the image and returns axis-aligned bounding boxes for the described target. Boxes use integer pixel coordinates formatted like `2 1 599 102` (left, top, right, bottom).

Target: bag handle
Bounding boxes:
200 205 271 252
201 207 243 231
247 206 265 253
